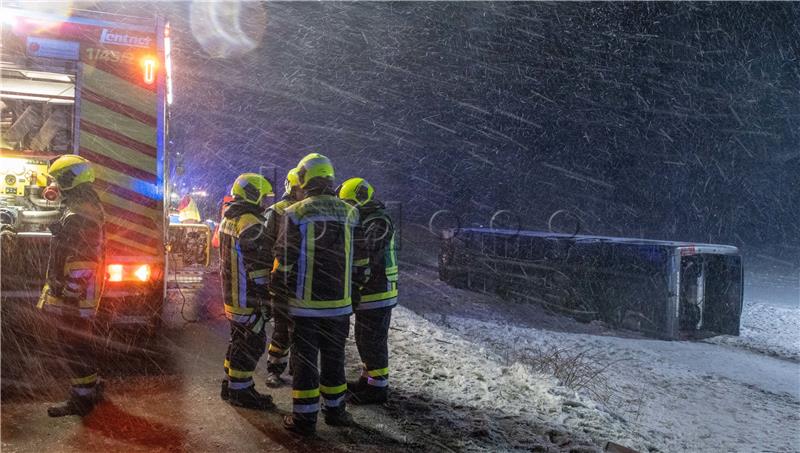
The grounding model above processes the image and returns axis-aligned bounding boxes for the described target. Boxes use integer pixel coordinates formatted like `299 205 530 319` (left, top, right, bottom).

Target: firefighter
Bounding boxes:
218 173 275 410
36 155 105 417
264 168 302 387
337 178 398 405
272 153 359 435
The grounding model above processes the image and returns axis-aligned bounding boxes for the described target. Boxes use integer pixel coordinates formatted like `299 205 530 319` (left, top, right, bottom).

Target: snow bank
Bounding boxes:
394 262 799 452
424 311 800 453
387 307 657 452
706 301 800 362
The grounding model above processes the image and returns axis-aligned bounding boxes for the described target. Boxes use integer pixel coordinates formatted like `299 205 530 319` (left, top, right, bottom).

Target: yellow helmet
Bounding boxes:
47 154 94 190
338 177 374 206
295 153 334 188
284 168 301 195
231 173 273 205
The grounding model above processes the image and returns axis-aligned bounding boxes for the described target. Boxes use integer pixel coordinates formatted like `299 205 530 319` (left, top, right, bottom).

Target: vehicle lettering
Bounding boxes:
100 28 152 48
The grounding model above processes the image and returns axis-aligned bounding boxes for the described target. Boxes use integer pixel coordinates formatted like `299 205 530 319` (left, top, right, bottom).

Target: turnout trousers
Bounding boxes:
267 299 292 375
52 314 98 396
290 315 350 424
354 307 392 388
224 317 267 390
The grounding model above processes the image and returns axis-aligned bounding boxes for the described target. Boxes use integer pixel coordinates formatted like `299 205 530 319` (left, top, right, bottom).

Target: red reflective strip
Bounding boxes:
105 223 161 248
81 88 157 127
101 202 158 229
93 179 161 209
79 147 157 183
81 121 156 158
106 239 158 257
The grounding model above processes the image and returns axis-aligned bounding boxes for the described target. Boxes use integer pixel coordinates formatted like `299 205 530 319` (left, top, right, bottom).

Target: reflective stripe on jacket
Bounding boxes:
353 205 398 311
272 193 359 317
219 201 271 320
264 197 295 278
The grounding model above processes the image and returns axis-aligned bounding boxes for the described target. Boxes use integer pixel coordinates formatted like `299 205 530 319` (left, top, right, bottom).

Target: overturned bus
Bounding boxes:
439 228 743 340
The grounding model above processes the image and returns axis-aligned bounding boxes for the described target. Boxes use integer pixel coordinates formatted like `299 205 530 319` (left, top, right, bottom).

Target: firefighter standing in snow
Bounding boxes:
338 178 398 404
263 168 303 387
36 155 105 417
272 153 359 435
218 173 275 410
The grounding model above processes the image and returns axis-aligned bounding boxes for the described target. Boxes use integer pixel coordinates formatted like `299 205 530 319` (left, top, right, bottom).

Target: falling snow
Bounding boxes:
2 2 799 452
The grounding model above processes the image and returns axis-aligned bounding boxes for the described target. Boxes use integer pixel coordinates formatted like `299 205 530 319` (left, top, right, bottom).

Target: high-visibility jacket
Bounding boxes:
219 201 271 327
352 201 398 310
272 191 359 318
37 189 105 318
264 196 295 260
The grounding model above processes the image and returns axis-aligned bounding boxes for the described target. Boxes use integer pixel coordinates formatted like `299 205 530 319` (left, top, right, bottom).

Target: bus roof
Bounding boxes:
454 227 740 254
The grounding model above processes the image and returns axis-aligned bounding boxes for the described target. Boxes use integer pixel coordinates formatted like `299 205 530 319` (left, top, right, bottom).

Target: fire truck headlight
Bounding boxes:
0 157 27 176
1 12 18 28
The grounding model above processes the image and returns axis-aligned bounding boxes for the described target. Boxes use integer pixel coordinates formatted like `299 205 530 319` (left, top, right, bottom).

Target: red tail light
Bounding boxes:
134 264 151 282
107 264 152 283
108 264 124 282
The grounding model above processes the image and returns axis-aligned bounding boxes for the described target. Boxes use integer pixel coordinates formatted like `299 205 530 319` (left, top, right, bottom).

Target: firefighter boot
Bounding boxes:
228 386 275 410
220 379 230 401
265 371 286 388
47 390 100 417
347 376 368 393
323 408 354 427
47 379 104 417
283 415 316 436
349 385 388 405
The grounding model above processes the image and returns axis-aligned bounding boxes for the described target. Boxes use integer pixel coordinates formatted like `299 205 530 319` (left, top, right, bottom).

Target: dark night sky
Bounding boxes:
96 2 799 255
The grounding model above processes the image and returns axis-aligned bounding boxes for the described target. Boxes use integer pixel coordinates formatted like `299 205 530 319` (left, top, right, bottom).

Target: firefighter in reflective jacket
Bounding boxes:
218 173 275 410
272 153 359 435
338 178 398 404
36 155 105 417
264 168 302 388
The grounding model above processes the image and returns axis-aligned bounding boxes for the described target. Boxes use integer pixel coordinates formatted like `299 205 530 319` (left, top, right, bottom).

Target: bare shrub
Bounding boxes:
500 341 625 403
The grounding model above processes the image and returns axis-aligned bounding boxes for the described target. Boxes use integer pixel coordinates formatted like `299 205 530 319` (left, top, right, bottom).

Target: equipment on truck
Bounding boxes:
1 7 206 334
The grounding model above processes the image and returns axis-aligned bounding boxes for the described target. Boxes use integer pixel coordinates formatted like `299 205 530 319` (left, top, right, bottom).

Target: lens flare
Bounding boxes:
189 0 267 59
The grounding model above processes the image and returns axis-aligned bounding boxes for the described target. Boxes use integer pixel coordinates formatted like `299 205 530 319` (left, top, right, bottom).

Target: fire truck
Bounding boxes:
0 7 204 334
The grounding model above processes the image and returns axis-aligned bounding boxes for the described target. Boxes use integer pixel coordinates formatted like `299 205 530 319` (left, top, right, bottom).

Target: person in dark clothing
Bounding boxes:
36 155 105 417
272 153 359 436
337 178 398 405
264 168 302 387
218 173 275 410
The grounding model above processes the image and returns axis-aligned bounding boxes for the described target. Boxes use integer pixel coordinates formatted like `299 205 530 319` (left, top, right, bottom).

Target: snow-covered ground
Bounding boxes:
710 261 800 362
394 249 800 453
388 307 656 452
707 301 800 362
